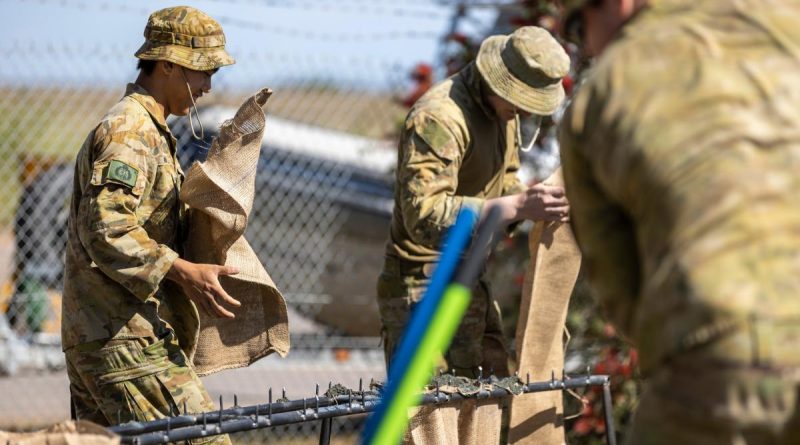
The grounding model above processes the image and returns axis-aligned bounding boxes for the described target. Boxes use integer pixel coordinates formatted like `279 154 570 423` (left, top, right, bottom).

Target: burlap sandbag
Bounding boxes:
0 420 120 445
172 88 290 376
406 399 502 445
508 168 581 444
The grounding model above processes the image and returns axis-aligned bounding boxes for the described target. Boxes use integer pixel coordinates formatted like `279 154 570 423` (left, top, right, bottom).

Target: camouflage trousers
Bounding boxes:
377 256 509 378
626 327 800 445
65 332 231 445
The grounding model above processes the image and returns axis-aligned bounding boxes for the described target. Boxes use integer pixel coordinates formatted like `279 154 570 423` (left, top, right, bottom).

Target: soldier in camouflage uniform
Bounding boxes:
379 26 572 378
63 7 238 443
560 0 800 443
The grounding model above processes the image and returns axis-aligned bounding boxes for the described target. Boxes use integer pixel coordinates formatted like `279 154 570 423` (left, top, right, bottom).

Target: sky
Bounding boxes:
0 0 501 90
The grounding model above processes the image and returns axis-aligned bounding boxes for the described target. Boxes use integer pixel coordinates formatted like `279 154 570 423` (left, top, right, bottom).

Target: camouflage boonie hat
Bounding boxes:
134 6 235 71
476 26 570 115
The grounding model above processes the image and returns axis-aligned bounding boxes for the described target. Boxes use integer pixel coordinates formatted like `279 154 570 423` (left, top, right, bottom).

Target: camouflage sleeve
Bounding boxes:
77 123 178 301
559 89 640 337
398 114 484 247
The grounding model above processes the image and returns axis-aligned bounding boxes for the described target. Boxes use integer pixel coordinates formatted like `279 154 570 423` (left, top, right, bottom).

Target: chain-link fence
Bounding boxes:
0 31 417 436
0 2 593 442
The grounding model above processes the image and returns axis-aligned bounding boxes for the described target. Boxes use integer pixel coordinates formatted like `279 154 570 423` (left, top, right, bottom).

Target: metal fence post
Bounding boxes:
318 418 332 445
602 381 617 445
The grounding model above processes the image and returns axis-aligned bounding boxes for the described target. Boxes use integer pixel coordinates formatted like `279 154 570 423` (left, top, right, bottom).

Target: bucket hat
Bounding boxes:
135 6 235 71
476 26 570 115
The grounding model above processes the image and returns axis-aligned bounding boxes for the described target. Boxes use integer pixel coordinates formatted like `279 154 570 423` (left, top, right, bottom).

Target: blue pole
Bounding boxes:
362 206 478 443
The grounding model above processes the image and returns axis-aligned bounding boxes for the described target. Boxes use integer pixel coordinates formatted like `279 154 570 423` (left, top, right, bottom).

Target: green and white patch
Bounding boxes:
106 160 139 189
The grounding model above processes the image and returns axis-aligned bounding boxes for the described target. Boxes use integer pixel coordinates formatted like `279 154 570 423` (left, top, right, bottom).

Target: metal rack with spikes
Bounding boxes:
109 371 616 445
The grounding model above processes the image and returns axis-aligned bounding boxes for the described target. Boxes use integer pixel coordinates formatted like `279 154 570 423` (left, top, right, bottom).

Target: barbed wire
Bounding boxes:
0 40 420 71
7 0 152 18
0 40 129 58
203 0 453 21
221 18 442 41
205 0 445 5
284 0 442 3
6 0 446 41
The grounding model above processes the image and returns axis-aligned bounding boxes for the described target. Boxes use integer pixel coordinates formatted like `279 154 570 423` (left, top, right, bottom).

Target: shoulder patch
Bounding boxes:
106 160 139 189
420 121 451 150
414 115 462 161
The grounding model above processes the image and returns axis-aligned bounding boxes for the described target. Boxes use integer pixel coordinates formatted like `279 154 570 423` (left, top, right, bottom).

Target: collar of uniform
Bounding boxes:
125 83 172 134
459 62 496 120
125 83 179 152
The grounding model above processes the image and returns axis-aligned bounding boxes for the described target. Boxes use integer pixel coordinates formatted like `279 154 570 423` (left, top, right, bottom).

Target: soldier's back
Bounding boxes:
568 0 800 371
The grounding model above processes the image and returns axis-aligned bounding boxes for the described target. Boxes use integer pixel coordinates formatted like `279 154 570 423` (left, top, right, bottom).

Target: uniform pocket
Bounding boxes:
101 370 179 423
91 339 172 386
151 162 179 201
140 163 180 241
118 361 216 425
69 338 174 424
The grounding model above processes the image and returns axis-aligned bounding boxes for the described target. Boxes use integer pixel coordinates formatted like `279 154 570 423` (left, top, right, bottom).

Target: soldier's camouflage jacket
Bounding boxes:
560 0 800 374
386 62 526 263
62 83 185 350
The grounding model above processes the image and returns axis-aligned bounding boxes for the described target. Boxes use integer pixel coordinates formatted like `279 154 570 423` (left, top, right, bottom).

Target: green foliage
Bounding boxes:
564 276 641 444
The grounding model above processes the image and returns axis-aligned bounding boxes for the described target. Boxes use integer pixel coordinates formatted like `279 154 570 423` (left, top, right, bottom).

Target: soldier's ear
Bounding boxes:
160 61 176 76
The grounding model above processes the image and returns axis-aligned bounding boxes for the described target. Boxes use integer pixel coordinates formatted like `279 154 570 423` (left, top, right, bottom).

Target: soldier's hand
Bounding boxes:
518 183 570 222
167 258 242 318
486 183 569 224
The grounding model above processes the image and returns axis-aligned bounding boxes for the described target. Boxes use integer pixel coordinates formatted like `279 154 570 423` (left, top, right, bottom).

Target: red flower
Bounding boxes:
509 16 536 27
629 348 639 365
594 418 606 434
573 418 594 436
447 32 469 45
594 361 607 375
563 75 574 96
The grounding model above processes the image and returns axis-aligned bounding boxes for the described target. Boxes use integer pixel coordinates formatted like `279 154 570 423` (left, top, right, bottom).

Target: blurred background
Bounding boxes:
0 0 636 443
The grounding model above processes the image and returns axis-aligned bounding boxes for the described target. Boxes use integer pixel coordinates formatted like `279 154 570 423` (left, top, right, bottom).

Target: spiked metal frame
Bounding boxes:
107 371 616 445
